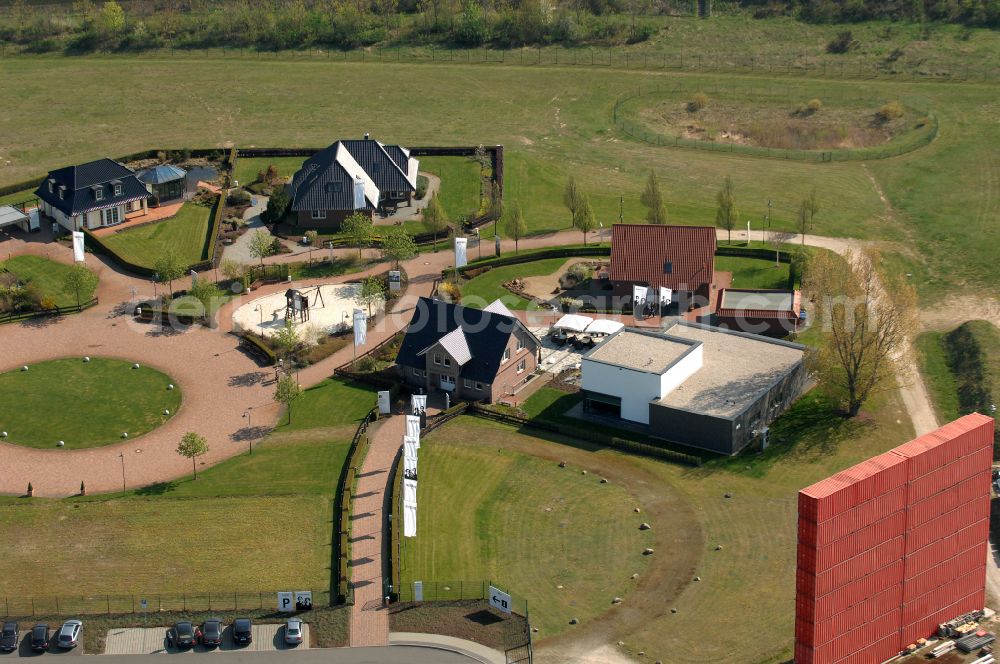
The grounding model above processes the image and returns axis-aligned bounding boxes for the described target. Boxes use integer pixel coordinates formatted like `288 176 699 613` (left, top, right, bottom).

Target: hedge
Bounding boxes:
240 332 278 366
611 436 703 466
456 245 611 275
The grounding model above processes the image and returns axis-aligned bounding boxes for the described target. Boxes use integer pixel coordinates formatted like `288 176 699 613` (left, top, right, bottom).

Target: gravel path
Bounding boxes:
221 195 270 264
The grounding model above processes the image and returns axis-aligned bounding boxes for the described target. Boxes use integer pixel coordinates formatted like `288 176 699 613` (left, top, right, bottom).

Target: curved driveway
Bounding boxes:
0 226 938 497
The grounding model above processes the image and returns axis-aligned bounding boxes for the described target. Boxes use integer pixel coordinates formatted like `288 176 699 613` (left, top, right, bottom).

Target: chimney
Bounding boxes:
364 133 370 140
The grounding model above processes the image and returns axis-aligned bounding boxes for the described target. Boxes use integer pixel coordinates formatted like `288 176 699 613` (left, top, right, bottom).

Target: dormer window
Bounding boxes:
664 261 673 274
58 187 64 200
114 184 122 196
94 187 104 201
47 180 54 193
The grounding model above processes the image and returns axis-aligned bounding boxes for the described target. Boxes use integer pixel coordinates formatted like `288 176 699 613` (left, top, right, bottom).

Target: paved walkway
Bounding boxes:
221 195 269 264
349 414 405 646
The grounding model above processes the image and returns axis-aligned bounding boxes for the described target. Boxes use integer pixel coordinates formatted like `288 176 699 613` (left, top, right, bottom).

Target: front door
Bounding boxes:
440 375 456 392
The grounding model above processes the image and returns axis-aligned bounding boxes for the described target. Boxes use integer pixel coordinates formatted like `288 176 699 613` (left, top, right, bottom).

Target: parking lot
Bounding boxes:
103 624 310 655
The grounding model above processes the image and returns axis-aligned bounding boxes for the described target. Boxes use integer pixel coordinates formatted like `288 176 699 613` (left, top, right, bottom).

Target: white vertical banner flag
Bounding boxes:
71 231 85 263
353 308 367 347
632 285 648 305
454 237 468 268
403 500 418 537
659 286 672 306
404 454 418 478
403 478 418 503
190 269 198 289
411 394 428 415
404 440 419 461
404 434 420 452
405 415 421 440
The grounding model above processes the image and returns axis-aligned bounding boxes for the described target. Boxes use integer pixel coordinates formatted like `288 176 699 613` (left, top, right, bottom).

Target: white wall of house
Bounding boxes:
581 360 662 425
660 345 703 399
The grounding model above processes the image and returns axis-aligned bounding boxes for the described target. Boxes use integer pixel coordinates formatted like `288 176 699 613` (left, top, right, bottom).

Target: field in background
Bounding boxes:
100 202 212 269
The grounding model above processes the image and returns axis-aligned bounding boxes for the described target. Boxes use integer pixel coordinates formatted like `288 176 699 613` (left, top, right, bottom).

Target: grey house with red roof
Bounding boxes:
287 135 418 229
34 158 150 232
609 223 717 310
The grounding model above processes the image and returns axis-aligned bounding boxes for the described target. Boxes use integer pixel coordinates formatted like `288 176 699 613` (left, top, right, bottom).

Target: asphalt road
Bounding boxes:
0 646 479 662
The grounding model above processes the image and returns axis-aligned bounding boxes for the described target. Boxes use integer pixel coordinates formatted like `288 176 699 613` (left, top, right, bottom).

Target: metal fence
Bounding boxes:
0 297 99 324
613 83 939 162
0 590 332 618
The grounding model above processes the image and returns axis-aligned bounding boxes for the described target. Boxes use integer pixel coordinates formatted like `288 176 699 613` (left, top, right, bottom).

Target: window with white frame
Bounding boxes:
114 184 122 196
94 188 104 201
58 189 64 200
517 358 526 373
516 337 525 351
48 181 54 193
311 210 327 219
433 353 442 365
443 357 452 367
464 378 473 388
413 368 425 378
475 382 483 391
104 207 121 225
502 348 510 363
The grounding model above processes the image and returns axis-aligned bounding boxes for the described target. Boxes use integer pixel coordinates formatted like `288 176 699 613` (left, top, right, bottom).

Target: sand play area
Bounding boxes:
231 283 383 342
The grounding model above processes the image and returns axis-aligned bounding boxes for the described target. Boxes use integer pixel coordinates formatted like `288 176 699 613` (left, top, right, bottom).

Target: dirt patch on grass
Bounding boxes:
638 97 915 151
389 600 526 651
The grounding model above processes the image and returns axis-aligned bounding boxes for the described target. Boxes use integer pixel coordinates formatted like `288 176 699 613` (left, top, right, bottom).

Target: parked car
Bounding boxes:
199 619 223 648
167 621 198 649
232 618 252 646
0 622 18 652
284 618 303 645
56 620 82 649
30 624 50 652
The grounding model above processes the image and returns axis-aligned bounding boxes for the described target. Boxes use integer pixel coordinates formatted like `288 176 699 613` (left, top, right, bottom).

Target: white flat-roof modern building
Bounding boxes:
580 322 807 455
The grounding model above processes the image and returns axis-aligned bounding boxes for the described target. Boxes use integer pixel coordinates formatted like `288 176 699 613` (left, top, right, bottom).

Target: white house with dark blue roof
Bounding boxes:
34 158 150 232
287 135 418 229
396 297 541 403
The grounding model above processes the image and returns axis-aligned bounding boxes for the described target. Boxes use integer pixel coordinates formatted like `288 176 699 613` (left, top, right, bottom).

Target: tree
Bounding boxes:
304 230 319 263
62 264 98 308
99 0 126 36
715 175 739 244
640 171 668 225
187 278 223 321
422 193 450 247
272 319 300 362
274 374 302 424
356 275 386 318
176 432 208 479
261 187 289 225
768 230 796 268
248 229 274 267
805 188 820 235
381 226 417 268
563 175 580 228
153 250 184 298
220 258 246 283
342 212 375 260
489 181 504 220
796 200 810 248
503 202 527 253
573 194 597 245
804 248 917 418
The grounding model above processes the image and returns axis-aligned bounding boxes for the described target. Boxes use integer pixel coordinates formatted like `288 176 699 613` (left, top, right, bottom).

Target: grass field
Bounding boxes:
917 320 1000 424
715 254 792 290
459 256 584 309
0 254 98 307
401 419 652 638
0 187 37 207
419 155 483 220
99 201 213 269
0 358 181 449
512 385 914 662
281 377 375 430
232 156 304 187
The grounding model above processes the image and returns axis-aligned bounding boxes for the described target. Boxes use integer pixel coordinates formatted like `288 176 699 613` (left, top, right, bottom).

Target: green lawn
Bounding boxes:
459 256 582 309
917 320 1000 424
99 201 213 269
715 254 792 290
400 418 651 637
0 358 181 449
419 155 483 220
233 156 305 188
0 187 37 206
280 377 375 431
0 254 98 307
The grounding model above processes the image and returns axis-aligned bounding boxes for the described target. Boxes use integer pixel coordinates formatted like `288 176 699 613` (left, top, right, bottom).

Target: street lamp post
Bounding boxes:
118 452 126 493
242 408 253 455
152 274 159 300
255 305 263 329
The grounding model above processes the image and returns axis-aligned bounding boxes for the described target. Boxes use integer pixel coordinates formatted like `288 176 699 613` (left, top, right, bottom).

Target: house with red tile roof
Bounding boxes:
609 223 717 310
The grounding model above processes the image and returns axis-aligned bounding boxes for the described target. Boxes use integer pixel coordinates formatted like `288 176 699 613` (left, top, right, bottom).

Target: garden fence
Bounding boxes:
0 589 333 618
0 297 98 325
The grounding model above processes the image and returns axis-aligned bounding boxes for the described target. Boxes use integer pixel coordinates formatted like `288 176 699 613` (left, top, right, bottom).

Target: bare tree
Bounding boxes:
715 176 738 244
563 175 580 228
768 230 796 268
804 248 917 418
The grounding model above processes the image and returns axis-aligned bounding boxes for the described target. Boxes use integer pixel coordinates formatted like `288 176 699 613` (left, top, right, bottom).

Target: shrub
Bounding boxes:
876 101 904 122
438 281 462 302
416 175 429 200
807 98 822 113
826 30 855 54
227 189 252 206
687 92 709 113
559 296 583 311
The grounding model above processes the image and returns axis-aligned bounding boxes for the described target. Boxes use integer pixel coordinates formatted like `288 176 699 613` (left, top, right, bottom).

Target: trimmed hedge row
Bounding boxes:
240 332 278 366
456 245 611 275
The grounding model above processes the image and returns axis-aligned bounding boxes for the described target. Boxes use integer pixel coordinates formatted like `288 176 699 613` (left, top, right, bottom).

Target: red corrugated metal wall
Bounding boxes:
794 414 994 664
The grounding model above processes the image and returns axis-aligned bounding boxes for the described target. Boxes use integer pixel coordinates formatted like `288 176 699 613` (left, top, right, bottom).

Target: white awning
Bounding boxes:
0 205 28 228
585 319 624 336
553 314 594 333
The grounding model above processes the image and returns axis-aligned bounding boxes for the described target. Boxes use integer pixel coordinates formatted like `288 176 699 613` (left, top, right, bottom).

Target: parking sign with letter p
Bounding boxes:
278 592 294 612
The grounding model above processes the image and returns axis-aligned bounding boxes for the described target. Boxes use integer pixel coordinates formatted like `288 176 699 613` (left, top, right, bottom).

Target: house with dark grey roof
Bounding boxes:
609 223 717 310
35 158 151 232
287 135 418 229
395 297 541 403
